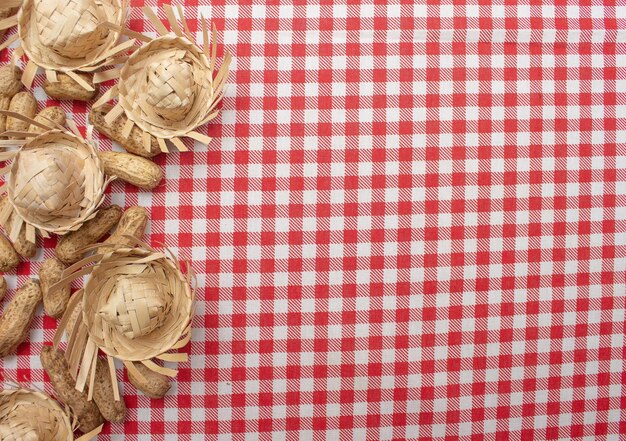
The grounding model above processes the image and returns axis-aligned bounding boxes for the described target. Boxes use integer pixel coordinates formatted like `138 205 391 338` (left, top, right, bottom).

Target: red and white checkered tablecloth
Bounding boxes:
1 0 626 439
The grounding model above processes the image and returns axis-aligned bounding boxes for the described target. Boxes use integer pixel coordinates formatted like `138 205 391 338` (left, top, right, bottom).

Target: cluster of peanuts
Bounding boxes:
0 63 165 267
0 19 174 432
0 203 172 430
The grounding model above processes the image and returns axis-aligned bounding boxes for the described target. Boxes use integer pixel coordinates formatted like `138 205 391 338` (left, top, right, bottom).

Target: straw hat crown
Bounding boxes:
146 59 196 122
35 0 108 59
12 147 88 221
98 275 171 339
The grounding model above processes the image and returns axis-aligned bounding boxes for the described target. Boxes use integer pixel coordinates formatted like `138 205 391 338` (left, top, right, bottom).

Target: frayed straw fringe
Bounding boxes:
93 4 231 152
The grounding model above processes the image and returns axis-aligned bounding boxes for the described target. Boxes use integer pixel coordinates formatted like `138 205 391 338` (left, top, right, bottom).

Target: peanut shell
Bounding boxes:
128 361 171 399
0 232 19 272
7 92 37 136
40 257 70 319
0 279 42 357
90 105 161 158
0 64 22 98
101 206 148 251
64 296 81 338
0 195 36 258
29 106 66 134
43 72 99 102
99 151 163 190
92 357 127 423
40 346 104 433
55 205 123 265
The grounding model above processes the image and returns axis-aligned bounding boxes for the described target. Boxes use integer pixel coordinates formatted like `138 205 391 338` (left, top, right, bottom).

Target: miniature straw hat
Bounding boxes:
0 387 100 440
53 238 195 397
0 112 109 243
0 388 73 440
1 0 132 91
93 4 231 153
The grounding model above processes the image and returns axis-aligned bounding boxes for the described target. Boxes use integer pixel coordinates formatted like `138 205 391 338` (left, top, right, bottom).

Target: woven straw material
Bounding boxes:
6 131 106 237
12 148 90 221
53 239 195 397
117 35 214 139
93 4 231 152
145 58 195 122
82 244 192 361
98 275 171 340
0 388 73 441
35 0 108 59
0 116 108 242
16 0 129 81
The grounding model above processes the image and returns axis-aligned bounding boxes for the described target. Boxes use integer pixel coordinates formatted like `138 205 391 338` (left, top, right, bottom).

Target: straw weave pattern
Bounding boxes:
145 59 195 121
117 35 216 139
13 149 86 219
98 275 171 340
0 389 73 441
18 0 126 72
34 0 108 59
81 245 193 362
6 130 106 236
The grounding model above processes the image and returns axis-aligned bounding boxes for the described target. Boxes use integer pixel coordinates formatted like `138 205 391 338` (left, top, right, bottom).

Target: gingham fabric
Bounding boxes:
1 1 625 440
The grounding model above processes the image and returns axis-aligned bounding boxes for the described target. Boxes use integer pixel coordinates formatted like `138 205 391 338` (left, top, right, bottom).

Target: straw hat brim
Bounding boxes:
0 388 73 441
92 4 231 152
52 240 195 399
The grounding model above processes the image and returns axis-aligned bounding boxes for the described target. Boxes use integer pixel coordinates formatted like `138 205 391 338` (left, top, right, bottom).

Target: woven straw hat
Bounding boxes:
0 387 102 440
0 112 108 243
53 238 195 397
0 0 132 91
93 4 231 153
0 388 73 441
